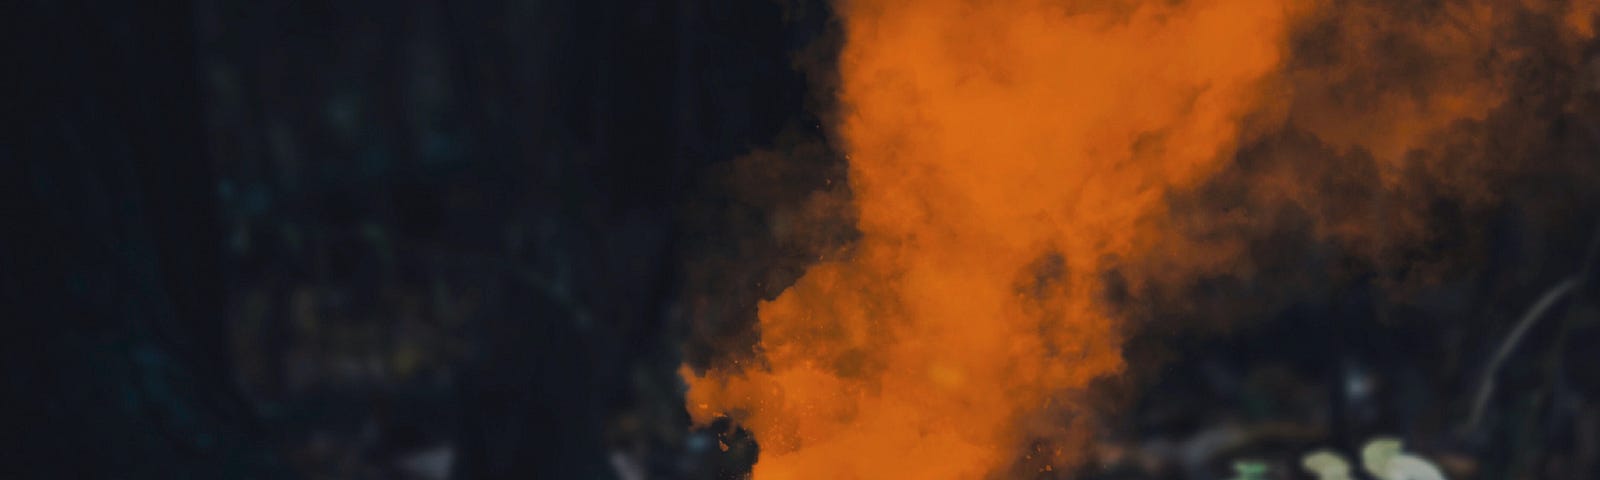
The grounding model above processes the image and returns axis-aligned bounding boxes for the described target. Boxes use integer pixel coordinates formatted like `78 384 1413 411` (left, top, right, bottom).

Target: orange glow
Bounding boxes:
683 0 1597 478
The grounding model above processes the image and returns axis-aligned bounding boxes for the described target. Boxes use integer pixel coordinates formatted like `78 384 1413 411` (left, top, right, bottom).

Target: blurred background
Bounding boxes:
5 1 1600 479
8 1 824 477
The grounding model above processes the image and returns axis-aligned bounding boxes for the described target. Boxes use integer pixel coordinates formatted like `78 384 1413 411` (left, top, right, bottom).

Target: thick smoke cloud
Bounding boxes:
680 0 1600 478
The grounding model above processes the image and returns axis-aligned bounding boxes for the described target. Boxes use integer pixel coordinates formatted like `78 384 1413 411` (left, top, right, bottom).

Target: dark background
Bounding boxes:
5 1 1599 479
6 0 827 478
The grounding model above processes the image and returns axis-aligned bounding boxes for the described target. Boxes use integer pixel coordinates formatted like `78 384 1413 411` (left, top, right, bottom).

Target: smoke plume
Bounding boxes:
682 0 1600 478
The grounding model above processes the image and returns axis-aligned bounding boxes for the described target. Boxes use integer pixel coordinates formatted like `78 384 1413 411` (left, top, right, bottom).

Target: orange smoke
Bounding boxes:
1138 0 1600 299
683 0 1598 477
685 0 1297 477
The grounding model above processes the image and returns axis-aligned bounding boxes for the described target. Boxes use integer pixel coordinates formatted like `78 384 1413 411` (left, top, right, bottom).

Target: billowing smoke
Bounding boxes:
681 0 1600 478
1125 0 1600 337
